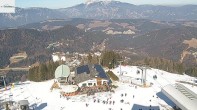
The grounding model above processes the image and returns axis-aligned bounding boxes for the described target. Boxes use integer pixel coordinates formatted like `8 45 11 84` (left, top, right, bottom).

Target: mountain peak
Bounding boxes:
85 0 112 5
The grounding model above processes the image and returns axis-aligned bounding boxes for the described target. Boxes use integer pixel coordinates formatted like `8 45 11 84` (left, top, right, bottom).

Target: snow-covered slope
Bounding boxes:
1 66 196 110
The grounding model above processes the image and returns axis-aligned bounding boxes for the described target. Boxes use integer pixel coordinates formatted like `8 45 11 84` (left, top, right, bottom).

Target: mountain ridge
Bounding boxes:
1 1 197 28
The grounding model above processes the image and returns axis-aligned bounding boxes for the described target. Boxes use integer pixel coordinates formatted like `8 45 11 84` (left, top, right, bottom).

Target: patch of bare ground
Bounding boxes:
9 52 27 64
88 20 111 28
183 38 197 48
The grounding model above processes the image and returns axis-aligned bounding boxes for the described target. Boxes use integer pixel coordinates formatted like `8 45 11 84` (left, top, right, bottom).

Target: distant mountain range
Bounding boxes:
1 1 197 28
0 8 68 28
60 1 197 21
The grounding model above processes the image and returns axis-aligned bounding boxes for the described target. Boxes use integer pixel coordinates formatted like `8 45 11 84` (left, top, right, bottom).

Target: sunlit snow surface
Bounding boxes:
1 66 197 110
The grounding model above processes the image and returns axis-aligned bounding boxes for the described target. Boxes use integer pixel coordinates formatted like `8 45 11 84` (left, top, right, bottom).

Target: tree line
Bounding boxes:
101 51 122 69
28 51 197 82
89 51 193 76
142 57 184 74
185 67 197 77
130 57 197 77
28 61 59 82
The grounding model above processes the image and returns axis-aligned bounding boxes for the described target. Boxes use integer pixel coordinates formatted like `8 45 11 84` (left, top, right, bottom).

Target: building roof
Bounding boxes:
18 100 29 106
55 65 70 78
162 84 197 110
76 65 90 74
94 64 112 83
75 64 97 84
75 64 111 84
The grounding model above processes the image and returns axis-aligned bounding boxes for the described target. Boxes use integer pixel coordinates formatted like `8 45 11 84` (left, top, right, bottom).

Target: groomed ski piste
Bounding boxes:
1 66 197 110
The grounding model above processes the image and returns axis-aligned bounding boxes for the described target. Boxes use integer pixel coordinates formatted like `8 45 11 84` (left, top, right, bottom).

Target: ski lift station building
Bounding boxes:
162 83 197 110
55 65 70 83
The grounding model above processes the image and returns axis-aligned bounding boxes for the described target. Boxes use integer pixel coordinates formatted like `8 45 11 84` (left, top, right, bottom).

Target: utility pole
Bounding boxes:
98 57 101 65
117 60 123 75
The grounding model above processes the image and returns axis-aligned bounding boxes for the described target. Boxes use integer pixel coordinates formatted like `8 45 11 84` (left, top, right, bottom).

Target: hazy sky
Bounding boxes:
16 0 197 9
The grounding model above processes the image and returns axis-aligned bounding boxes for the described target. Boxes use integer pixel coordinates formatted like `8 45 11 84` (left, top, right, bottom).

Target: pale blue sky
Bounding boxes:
16 0 197 9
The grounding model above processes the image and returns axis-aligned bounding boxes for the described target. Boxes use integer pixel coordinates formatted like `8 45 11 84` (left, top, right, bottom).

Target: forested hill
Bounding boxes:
0 25 108 67
130 27 197 66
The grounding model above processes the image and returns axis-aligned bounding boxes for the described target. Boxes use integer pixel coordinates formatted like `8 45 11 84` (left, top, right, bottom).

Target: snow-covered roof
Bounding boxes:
162 84 197 110
18 100 29 106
